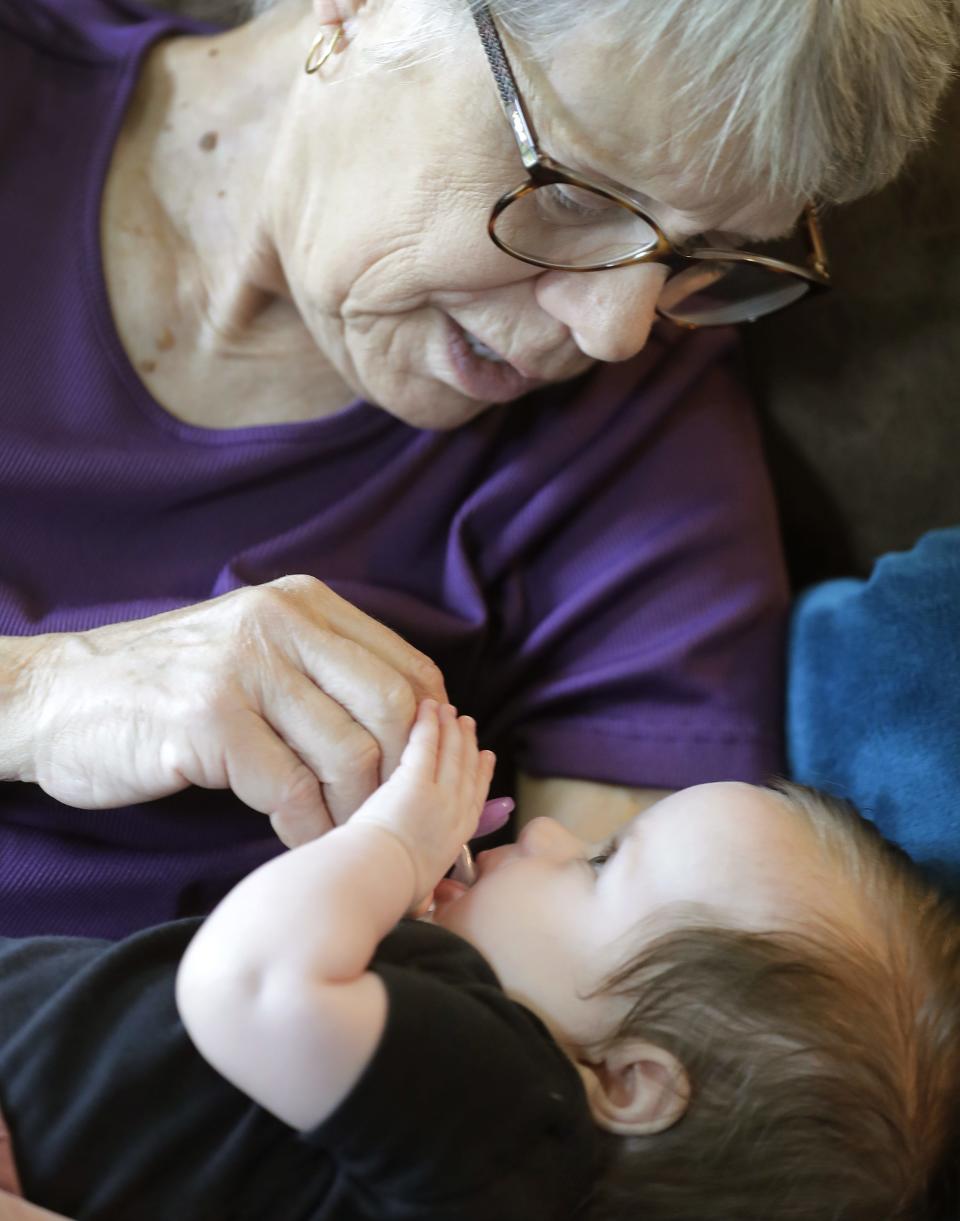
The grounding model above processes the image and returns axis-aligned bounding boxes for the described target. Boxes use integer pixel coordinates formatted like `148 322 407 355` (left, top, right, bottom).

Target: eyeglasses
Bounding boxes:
472 6 831 327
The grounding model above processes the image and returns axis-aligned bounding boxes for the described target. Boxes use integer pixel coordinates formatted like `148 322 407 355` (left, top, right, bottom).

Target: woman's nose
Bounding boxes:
534 262 669 362
517 816 585 862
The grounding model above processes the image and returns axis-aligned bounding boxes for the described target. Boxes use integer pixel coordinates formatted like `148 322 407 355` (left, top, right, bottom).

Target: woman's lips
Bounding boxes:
445 317 545 403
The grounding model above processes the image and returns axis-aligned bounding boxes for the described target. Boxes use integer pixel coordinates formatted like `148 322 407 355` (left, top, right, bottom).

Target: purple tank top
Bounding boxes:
0 0 789 936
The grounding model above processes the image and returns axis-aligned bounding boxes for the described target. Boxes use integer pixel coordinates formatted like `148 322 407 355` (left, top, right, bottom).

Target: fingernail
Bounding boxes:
474 797 515 838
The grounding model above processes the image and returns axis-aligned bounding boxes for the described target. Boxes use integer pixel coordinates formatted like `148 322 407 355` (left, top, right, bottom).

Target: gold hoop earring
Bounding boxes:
304 26 344 75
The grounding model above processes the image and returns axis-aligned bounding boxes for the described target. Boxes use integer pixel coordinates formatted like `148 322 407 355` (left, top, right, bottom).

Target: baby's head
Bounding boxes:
432 781 960 1220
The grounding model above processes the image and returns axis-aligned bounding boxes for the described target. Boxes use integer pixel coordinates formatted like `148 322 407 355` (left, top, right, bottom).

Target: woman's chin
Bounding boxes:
370 383 497 431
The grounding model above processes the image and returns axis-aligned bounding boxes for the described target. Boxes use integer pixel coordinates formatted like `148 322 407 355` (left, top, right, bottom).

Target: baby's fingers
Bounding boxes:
436 708 474 790
473 750 496 816
396 699 441 780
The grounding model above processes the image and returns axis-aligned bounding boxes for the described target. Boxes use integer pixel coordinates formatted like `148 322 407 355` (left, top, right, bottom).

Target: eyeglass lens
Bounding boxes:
493 183 813 325
657 260 812 325
494 184 660 264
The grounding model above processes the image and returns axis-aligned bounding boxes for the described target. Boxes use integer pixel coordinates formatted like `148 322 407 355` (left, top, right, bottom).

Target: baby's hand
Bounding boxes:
349 701 495 908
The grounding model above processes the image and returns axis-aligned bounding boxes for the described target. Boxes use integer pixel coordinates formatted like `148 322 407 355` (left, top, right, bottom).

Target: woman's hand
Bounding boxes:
350 701 496 910
7 576 447 845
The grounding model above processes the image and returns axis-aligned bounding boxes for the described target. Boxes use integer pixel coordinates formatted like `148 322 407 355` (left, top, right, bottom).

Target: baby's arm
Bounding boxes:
175 701 494 1131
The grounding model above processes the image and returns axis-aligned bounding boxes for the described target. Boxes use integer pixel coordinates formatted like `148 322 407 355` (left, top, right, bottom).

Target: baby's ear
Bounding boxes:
578 1041 689 1136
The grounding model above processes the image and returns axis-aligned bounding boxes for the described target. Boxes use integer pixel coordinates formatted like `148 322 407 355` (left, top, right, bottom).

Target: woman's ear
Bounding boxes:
578 1041 690 1136
312 0 364 25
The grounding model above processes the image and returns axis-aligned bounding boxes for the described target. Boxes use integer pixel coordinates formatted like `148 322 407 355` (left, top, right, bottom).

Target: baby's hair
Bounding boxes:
580 783 960 1221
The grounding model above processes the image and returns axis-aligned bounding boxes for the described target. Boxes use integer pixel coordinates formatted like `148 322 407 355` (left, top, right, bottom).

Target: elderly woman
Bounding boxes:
0 0 954 938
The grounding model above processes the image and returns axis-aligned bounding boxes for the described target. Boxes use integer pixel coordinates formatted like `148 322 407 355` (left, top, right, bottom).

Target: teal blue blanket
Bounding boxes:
788 527 960 887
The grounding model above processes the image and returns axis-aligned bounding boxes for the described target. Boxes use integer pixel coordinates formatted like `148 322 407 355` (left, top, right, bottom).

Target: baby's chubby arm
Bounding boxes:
175 701 495 1131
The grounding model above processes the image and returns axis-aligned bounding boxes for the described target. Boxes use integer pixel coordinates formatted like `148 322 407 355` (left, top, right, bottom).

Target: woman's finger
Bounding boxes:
258 671 382 825
307 581 448 704
218 713 335 846
284 627 420 785
274 578 447 747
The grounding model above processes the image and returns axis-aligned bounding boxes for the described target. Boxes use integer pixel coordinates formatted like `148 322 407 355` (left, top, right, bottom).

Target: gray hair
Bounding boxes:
156 0 958 205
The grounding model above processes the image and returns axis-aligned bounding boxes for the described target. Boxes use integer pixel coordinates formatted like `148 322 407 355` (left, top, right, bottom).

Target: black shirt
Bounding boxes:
0 919 598 1219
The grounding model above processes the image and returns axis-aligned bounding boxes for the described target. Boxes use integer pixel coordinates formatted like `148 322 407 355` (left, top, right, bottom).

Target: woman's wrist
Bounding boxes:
0 634 49 782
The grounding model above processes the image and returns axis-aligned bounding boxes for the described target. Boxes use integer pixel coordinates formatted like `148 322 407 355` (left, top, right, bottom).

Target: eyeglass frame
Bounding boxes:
471 4 831 319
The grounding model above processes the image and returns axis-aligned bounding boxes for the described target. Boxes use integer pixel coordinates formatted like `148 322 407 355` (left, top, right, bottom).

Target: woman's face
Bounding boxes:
268 4 798 428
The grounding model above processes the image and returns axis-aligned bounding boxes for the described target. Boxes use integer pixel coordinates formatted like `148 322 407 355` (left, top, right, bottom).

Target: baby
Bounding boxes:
2 701 958 1220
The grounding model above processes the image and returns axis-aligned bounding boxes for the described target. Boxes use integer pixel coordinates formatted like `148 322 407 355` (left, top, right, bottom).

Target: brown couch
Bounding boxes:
743 76 960 590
